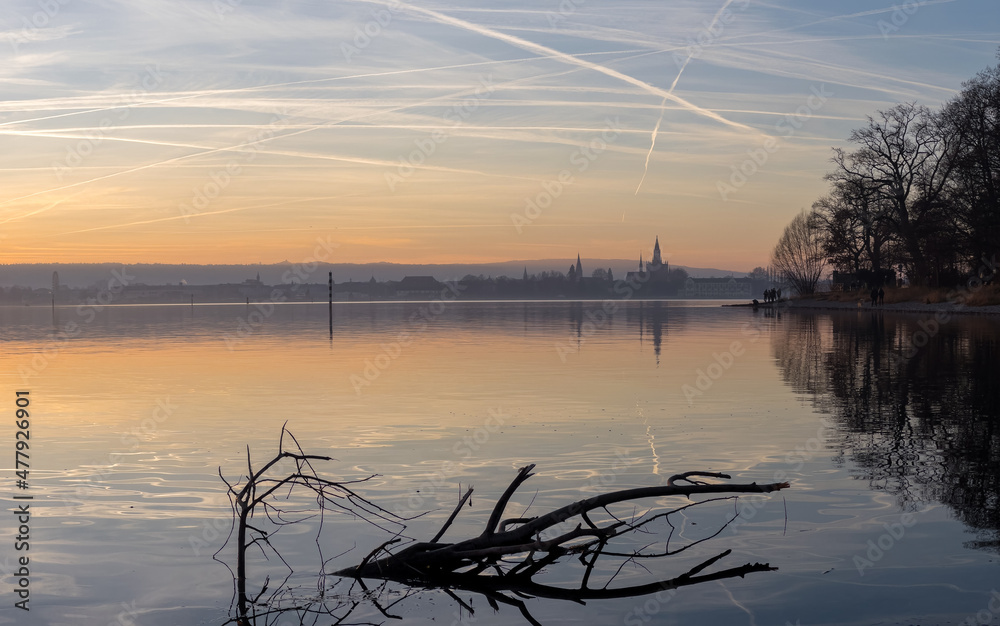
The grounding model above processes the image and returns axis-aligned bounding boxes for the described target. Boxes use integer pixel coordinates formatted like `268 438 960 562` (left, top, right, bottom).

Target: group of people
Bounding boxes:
870 286 886 306
763 287 781 303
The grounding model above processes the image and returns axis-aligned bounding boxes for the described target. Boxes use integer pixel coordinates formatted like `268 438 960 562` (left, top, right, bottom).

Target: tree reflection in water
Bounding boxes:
771 309 1000 552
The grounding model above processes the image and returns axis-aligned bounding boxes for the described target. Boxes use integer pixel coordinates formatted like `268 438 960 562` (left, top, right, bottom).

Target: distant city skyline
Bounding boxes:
0 254 748 290
2 1 997 269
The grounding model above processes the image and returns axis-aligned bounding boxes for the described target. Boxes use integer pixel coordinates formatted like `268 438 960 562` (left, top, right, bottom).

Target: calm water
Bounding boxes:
1 300 998 625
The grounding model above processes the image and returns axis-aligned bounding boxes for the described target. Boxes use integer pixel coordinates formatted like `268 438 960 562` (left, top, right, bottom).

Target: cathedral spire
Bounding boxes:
575 254 583 281
651 236 662 269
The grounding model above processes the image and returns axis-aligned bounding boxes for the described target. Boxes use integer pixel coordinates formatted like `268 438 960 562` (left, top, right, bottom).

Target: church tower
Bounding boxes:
650 236 663 271
575 254 583 281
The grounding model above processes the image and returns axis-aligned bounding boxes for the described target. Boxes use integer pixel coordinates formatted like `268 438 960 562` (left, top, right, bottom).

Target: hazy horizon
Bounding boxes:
0 256 751 288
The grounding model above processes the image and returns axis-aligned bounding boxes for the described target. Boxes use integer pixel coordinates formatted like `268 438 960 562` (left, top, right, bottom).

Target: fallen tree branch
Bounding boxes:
218 430 791 625
336 465 789 582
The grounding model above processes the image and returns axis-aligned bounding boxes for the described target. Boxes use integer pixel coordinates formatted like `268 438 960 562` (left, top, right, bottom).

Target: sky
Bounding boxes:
1 0 997 272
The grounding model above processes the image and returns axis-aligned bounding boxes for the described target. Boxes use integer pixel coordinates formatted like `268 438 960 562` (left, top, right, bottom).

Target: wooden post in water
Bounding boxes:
328 272 333 336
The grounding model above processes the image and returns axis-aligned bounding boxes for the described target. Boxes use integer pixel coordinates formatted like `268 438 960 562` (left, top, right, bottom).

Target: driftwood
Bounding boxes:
336 466 788 582
217 429 790 626
215 425 405 624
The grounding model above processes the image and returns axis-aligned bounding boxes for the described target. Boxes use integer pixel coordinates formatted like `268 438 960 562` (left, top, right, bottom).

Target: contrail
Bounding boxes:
366 0 760 134
54 195 356 236
8 58 626 230
0 65 560 212
634 0 737 197
0 49 653 128
631 110 662 202
720 0 958 45
0 196 71 225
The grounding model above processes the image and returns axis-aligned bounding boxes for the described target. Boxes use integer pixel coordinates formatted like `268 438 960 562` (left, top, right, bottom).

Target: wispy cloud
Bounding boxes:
1 0 996 266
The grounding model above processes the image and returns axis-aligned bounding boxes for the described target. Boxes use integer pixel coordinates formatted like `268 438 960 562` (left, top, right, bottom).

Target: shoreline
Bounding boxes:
726 297 1000 316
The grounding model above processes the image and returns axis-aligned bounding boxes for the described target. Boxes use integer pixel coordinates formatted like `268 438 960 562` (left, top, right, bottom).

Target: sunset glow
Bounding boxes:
2 0 997 270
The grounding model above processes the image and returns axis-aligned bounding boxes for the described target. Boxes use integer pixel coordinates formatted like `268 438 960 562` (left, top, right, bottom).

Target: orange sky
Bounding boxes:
2 1 995 272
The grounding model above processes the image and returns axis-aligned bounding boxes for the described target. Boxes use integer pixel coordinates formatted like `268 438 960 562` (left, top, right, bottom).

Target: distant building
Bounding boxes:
625 254 645 283
683 276 752 298
648 237 666 274
625 236 669 286
239 273 269 299
396 275 443 298
243 272 264 286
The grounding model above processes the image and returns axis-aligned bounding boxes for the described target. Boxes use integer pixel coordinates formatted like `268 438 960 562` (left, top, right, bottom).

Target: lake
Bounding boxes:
1 300 998 625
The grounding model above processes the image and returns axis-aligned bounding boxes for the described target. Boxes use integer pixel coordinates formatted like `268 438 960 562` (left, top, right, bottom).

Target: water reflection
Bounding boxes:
5 300 999 625
632 301 670 363
774 310 1000 551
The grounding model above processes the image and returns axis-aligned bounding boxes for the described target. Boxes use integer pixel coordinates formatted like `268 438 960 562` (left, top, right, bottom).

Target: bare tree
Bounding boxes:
814 172 898 277
771 210 827 295
829 102 959 285
747 266 770 281
938 62 1000 271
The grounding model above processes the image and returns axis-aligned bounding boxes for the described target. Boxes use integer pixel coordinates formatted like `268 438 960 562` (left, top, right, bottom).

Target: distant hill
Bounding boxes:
0 260 749 288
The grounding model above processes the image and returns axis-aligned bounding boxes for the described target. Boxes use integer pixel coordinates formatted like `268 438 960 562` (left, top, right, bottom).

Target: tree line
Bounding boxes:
772 53 999 293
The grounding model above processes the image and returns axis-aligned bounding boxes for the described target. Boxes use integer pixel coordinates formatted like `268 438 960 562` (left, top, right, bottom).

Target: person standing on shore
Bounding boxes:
878 286 885 306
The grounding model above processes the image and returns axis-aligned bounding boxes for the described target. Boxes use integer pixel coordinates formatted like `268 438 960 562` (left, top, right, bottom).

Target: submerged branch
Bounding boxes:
337 466 789 580
219 429 790 626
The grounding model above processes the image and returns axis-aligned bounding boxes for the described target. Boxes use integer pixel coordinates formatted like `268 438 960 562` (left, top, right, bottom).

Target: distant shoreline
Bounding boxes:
725 296 1000 316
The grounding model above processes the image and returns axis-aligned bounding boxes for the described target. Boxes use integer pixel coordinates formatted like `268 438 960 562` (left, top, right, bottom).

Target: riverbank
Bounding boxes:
785 297 1000 316
728 284 1000 316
